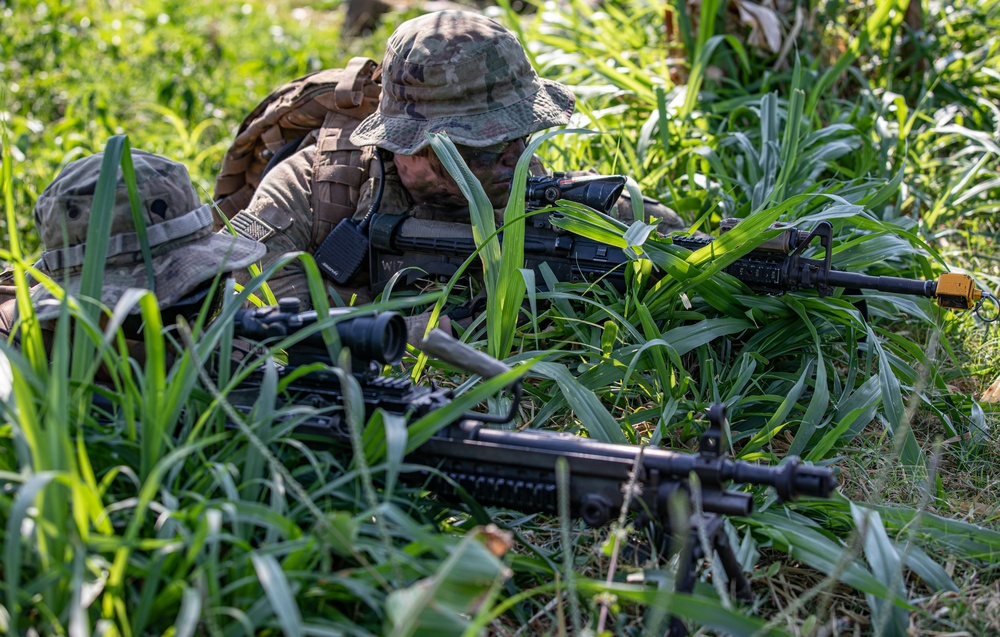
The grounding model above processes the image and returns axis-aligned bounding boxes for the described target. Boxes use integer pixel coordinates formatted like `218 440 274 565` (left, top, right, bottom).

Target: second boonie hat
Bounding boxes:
33 150 266 319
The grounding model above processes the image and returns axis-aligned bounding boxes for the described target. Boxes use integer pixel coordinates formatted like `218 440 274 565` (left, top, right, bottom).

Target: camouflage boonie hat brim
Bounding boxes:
32 150 265 321
350 10 575 155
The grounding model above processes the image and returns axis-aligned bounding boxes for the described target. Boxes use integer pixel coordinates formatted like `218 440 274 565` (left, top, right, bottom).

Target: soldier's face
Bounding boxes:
454 137 528 206
396 138 528 209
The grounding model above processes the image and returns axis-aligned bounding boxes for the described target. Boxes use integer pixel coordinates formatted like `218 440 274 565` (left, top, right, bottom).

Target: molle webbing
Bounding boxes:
213 57 380 226
310 108 376 247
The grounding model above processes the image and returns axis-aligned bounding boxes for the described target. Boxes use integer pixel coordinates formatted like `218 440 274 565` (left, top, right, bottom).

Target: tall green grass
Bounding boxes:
3 0 999 634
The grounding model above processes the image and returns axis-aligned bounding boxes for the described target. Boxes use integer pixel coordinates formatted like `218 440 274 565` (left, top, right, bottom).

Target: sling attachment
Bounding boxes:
974 290 1000 323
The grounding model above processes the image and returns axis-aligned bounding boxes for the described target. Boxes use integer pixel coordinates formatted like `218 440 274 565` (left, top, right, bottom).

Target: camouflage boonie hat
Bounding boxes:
350 10 575 155
33 150 265 320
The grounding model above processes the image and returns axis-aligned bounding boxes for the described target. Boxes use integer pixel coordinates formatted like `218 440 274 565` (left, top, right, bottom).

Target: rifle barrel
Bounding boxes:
460 422 836 501
822 269 937 297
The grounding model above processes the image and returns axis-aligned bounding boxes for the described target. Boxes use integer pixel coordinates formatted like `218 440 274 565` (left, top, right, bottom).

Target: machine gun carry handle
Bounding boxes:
415 328 522 425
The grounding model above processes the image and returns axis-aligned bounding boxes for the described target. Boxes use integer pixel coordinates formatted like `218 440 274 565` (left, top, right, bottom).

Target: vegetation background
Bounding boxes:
2 0 999 635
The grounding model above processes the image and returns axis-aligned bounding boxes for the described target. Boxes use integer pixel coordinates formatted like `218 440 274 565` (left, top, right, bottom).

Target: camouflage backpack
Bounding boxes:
213 57 381 232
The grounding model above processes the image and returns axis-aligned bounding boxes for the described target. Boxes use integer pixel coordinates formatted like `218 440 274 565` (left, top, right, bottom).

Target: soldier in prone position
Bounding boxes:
0 150 265 360
220 10 684 312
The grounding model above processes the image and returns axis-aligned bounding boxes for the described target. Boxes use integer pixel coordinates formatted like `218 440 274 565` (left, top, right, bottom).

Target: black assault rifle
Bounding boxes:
364 176 998 321
315 171 626 285
231 302 836 636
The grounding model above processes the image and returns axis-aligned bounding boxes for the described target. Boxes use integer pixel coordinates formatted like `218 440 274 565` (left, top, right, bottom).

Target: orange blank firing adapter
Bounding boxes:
935 273 983 310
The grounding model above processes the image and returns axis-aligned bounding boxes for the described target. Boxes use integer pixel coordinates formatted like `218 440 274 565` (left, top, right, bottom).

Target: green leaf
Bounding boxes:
874 506 1000 561
252 553 304 636
321 511 360 558
850 503 909 635
173 586 202 637
4 471 62 636
806 406 865 462
386 527 510 637
899 543 958 593
532 361 629 444
740 363 806 455
600 320 618 357
748 510 912 603
866 324 923 468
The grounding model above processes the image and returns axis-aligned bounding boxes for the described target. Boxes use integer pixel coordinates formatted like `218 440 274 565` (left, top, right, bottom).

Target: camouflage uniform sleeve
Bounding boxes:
226 148 317 307
0 269 18 340
0 298 17 340
612 191 687 233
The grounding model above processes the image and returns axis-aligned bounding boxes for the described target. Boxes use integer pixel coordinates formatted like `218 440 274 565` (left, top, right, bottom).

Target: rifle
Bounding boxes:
366 209 999 321
230 302 837 636
314 170 626 285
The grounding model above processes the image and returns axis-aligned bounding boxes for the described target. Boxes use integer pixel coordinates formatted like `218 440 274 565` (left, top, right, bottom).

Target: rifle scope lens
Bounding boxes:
333 311 407 366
